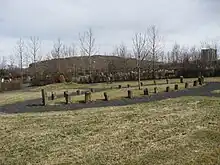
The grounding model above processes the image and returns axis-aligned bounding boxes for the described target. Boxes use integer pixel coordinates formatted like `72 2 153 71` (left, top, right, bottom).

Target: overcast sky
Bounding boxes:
0 0 220 59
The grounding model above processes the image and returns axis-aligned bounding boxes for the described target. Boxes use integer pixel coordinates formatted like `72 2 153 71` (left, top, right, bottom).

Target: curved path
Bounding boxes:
1 82 220 114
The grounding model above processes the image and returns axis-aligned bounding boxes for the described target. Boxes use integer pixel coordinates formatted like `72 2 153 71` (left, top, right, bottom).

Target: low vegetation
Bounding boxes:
0 96 220 165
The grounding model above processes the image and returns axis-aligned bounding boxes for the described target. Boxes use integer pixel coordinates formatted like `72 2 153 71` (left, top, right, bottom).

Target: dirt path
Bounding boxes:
1 82 220 114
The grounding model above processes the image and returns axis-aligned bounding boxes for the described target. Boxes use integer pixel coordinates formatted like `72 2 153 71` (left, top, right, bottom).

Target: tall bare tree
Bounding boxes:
51 38 63 73
114 43 130 73
15 38 25 81
132 32 148 90
147 25 163 79
79 28 97 76
28 36 41 76
9 54 15 69
0 56 7 69
171 42 181 64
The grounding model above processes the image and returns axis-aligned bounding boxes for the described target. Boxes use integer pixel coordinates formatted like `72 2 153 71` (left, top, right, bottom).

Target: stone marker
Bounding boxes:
127 84 130 88
128 90 133 99
144 88 149 95
64 91 68 97
41 89 48 106
180 76 184 83
64 91 71 104
154 87 158 93
166 86 170 92
118 85 122 89
103 92 109 101
76 90 81 95
174 84 179 90
166 78 169 84
154 80 157 85
185 82 189 88
51 92 56 100
201 76 205 84
198 77 202 85
85 91 91 103
90 88 95 93
193 80 198 87
140 82 143 86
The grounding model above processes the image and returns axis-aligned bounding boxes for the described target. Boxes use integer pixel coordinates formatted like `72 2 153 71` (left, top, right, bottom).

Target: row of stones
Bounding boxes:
41 80 203 106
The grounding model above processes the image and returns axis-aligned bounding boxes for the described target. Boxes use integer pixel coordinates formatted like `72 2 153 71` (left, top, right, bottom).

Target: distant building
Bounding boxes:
201 48 217 63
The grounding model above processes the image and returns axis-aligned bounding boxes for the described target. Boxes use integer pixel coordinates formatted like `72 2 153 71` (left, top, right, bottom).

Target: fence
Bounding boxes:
0 80 22 92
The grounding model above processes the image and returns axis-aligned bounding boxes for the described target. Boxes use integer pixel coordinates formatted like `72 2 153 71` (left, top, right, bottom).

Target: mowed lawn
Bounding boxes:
0 96 220 165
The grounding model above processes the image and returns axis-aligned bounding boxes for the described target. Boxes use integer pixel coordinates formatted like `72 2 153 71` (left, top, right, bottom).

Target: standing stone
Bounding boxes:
51 92 56 100
180 76 184 83
166 78 169 84
41 89 48 106
127 84 130 88
154 80 157 85
64 91 68 97
166 86 170 92
198 77 202 85
201 76 205 84
154 87 158 94
140 82 143 86
128 90 133 99
64 92 71 104
174 84 179 90
118 85 122 89
193 80 198 87
76 90 81 95
185 82 189 88
85 91 92 103
103 92 109 101
144 88 149 95
90 88 95 93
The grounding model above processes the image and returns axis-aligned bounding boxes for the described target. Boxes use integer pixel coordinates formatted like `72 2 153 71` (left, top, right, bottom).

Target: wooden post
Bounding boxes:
128 90 133 99
166 78 169 84
127 84 130 88
201 76 204 84
85 91 91 103
140 82 143 86
154 80 157 85
174 84 179 90
154 87 158 94
90 88 95 93
198 77 202 85
118 85 122 89
51 92 56 100
144 88 149 95
166 86 170 92
41 89 48 106
103 92 109 101
185 82 189 88
180 76 184 83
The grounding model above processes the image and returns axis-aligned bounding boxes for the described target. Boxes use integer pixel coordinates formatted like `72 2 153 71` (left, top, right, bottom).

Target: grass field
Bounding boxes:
0 96 220 165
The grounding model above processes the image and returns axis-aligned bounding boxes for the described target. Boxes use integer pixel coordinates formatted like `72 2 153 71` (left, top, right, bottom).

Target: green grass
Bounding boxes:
211 90 220 94
0 96 220 165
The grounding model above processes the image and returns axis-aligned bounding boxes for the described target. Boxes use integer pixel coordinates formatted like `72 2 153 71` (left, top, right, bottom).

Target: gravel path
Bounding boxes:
1 82 220 114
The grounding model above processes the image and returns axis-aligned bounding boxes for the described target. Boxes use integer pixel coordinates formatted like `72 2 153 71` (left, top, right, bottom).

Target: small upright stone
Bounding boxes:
127 84 130 88
85 91 92 103
193 80 198 87
103 92 109 101
198 77 202 85
118 85 122 89
140 82 143 86
90 88 95 93
64 91 68 97
76 90 81 95
128 90 133 99
154 80 157 85
41 89 48 106
144 88 149 95
185 82 189 88
64 92 71 104
154 87 158 93
51 92 56 100
180 76 184 83
201 76 205 84
166 78 169 84
166 86 170 92
174 84 179 90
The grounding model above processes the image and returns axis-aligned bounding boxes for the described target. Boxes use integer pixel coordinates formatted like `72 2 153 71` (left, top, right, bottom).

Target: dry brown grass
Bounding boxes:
0 96 220 165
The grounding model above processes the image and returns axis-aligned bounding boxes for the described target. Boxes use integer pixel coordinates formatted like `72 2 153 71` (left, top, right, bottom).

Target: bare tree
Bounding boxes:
114 43 130 73
15 38 25 81
171 42 181 64
147 25 163 79
79 28 98 76
132 32 148 90
8 54 15 69
27 36 41 75
0 56 7 69
51 38 63 72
